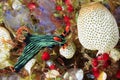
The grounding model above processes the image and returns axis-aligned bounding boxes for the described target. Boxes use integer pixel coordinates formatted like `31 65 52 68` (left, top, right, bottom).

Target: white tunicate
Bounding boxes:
77 2 119 54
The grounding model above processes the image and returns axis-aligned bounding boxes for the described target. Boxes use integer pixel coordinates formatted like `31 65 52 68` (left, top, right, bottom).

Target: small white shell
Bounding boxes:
75 69 84 80
69 76 73 80
24 59 36 74
63 72 69 79
46 60 53 67
63 68 84 80
59 42 76 59
12 0 22 10
97 71 107 80
110 49 120 62
45 70 60 78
